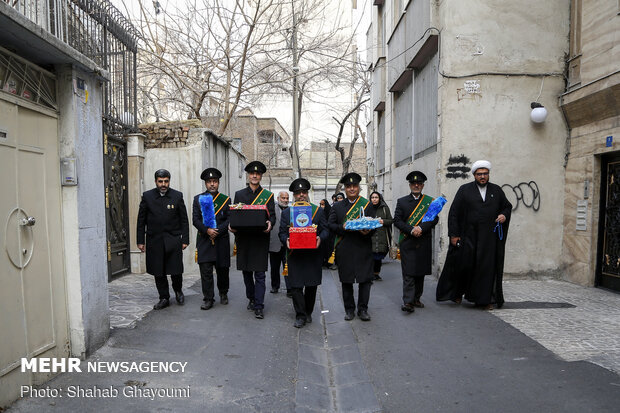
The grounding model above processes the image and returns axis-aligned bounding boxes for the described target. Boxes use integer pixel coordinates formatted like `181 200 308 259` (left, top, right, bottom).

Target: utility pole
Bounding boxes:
290 0 301 179
324 139 330 199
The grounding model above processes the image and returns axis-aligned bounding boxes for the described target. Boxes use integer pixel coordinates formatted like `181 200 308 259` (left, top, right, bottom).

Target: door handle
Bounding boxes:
19 216 36 226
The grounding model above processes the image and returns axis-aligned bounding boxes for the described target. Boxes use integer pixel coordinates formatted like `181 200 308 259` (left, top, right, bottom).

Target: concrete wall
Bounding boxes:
56 65 109 356
436 0 570 275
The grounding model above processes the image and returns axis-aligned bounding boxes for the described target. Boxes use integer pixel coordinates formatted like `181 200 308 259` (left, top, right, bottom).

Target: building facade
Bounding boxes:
366 0 571 278
560 0 620 290
0 0 138 406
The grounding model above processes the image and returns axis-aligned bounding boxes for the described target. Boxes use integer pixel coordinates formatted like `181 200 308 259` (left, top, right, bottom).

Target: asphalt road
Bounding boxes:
8 260 620 412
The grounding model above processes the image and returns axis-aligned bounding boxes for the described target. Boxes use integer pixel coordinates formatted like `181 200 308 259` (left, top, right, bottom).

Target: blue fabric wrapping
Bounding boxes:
199 194 217 228
422 196 447 222
494 221 504 240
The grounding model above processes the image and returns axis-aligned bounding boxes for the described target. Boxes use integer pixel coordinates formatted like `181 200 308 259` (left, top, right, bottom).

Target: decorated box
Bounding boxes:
290 204 313 227
229 204 268 231
289 226 317 249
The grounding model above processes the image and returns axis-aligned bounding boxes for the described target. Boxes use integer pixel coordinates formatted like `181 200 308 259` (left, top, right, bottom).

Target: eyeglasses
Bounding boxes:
474 172 489 177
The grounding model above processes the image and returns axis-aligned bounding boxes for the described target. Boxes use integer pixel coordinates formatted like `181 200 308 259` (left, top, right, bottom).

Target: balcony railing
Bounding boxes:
3 0 139 132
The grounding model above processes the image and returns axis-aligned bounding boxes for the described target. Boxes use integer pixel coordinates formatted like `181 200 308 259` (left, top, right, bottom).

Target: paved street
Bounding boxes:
8 259 620 412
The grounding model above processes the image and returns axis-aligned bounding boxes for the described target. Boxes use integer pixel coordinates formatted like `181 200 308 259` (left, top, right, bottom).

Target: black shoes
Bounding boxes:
357 310 371 321
220 294 228 305
306 314 312 324
270 288 279 294
294 318 306 328
255 308 264 319
175 291 185 305
286 290 293 298
153 299 169 310
401 303 415 313
247 300 255 310
413 300 424 308
201 300 214 310
373 274 383 281
344 311 355 321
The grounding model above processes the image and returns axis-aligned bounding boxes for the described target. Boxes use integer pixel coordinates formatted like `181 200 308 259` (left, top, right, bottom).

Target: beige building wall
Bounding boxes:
560 1 620 286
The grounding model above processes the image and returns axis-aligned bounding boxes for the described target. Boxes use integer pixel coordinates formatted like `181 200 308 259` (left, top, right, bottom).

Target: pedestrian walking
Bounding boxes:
368 191 393 281
393 171 438 313
269 191 290 296
328 173 375 321
279 178 329 328
230 161 276 319
436 160 512 310
192 168 231 310
137 169 190 310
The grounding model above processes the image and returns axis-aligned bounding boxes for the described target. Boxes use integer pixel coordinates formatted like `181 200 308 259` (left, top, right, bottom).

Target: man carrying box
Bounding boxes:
192 167 231 310
278 178 329 328
327 172 375 321
229 161 276 319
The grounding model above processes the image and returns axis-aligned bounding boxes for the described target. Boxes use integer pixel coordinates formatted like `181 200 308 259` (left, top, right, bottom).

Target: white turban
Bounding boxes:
471 160 491 173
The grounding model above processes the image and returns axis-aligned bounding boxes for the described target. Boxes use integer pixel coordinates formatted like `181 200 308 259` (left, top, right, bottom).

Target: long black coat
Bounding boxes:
137 188 189 276
233 186 276 272
328 199 375 284
279 206 329 288
394 194 439 277
441 181 512 306
192 191 231 267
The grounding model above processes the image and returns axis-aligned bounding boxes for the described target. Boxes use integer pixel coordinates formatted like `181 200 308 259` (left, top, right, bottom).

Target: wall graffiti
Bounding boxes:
502 181 541 212
446 154 471 179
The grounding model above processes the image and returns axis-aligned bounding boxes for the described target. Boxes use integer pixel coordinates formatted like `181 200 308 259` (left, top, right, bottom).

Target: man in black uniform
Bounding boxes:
229 161 276 319
279 178 329 328
137 169 190 310
192 167 231 310
393 171 439 313
328 173 374 321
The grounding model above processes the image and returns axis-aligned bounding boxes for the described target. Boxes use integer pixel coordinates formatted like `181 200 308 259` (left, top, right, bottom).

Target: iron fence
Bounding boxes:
4 0 139 133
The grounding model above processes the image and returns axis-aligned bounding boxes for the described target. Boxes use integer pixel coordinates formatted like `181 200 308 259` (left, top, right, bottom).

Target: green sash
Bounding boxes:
398 194 433 244
212 192 229 216
334 196 369 248
251 188 273 206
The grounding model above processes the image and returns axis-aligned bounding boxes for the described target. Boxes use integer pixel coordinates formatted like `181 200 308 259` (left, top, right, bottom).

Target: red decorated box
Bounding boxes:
229 205 268 231
289 227 317 249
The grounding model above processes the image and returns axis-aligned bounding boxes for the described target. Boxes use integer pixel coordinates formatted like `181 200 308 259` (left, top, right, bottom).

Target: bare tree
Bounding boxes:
332 62 370 194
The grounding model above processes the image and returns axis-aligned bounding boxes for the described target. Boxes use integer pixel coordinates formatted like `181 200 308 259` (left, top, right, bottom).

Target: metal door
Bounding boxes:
104 134 130 280
598 157 620 292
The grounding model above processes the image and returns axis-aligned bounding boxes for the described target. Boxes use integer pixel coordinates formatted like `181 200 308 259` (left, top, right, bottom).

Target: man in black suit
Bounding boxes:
137 169 190 310
192 168 231 310
229 161 276 319
393 171 439 313
279 178 329 328
328 173 374 321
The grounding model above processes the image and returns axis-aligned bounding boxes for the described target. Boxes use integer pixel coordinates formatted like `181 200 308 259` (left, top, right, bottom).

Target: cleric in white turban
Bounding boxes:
436 157 512 310
471 160 491 174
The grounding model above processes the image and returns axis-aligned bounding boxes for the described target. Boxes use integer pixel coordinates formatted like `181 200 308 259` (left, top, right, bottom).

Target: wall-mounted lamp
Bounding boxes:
530 102 548 123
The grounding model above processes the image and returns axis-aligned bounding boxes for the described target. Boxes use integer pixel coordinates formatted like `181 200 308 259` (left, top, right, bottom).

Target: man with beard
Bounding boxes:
230 161 276 319
279 178 329 328
440 160 512 310
269 191 290 296
328 173 374 321
393 171 439 313
192 168 231 310
137 169 190 310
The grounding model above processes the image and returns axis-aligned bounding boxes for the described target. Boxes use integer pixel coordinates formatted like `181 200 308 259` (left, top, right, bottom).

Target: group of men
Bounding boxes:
136 159 512 328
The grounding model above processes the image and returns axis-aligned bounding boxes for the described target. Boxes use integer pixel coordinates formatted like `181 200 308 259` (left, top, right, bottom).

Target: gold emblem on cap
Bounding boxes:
349 177 353 182
254 166 257 171
414 176 417 180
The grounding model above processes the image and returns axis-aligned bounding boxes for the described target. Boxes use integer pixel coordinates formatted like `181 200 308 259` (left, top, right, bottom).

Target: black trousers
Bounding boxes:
403 274 425 304
291 286 318 320
199 262 229 301
373 259 382 274
342 281 371 312
154 274 182 299
269 247 288 290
